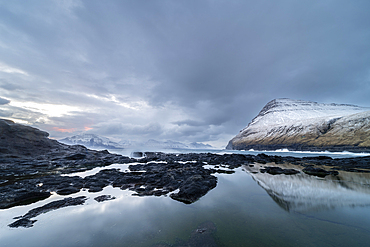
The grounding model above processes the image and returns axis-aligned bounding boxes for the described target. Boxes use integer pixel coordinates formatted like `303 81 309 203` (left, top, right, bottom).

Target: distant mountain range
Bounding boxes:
227 98 370 152
59 133 213 150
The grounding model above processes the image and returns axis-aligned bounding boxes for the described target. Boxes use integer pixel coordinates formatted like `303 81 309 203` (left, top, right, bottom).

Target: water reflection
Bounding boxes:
109 148 370 159
2 166 370 247
243 163 370 212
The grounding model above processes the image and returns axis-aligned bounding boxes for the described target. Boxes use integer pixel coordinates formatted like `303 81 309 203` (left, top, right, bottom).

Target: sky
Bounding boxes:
1 0 370 148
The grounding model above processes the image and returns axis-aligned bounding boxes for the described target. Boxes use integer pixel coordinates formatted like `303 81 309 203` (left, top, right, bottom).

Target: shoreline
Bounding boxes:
2 151 370 213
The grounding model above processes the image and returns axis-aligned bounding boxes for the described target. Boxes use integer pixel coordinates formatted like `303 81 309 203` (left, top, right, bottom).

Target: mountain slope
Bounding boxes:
59 133 124 149
226 99 370 152
60 134 213 150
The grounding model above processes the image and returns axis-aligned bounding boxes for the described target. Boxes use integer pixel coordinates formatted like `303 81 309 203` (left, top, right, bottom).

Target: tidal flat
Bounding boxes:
1 151 370 246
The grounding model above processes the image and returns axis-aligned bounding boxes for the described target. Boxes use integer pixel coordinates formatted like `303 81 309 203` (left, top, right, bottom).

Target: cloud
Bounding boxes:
0 97 10 105
0 0 370 148
0 62 29 75
92 122 163 140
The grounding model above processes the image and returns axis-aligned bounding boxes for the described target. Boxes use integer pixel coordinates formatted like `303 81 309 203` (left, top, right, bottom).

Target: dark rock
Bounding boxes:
302 166 338 177
8 196 87 228
8 218 37 228
57 187 81 195
0 191 51 209
170 175 217 204
64 153 87 160
260 166 300 175
213 169 235 174
94 195 116 202
131 151 144 158
88 186 104 193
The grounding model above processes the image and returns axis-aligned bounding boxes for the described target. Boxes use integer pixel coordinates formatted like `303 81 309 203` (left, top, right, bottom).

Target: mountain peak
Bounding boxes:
248 98 368 128
59 134 213 150
228 99 370 152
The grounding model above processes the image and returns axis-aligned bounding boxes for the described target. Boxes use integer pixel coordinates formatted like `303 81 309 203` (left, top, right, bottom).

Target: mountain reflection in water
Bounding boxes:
243 163 370 212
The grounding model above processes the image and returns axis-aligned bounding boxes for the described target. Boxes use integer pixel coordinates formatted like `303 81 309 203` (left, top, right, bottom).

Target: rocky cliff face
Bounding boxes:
0 118 127 161
226 99 370 152
0 119 66 157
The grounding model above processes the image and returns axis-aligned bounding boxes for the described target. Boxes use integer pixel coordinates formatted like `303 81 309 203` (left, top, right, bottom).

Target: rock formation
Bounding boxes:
226 98 370 152
0 119 65 158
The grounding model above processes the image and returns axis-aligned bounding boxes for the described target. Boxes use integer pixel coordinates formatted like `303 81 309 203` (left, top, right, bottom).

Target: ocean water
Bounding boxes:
1 151 370 246
112 147 370 159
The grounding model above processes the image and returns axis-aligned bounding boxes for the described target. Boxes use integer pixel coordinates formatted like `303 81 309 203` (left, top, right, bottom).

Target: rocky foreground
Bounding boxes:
2 118 370 228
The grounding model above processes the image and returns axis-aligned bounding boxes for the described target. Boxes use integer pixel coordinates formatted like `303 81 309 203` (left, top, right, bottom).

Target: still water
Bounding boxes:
1 153 370 246
112 147 370 159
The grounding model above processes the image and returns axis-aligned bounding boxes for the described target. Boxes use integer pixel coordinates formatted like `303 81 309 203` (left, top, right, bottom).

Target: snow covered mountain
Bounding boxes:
226 98 370 152
120 139 213 149
59 133 124 149
59 134 213 150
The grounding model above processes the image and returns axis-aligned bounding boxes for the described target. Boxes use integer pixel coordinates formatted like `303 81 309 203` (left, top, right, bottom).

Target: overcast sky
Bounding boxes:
1 0 370 148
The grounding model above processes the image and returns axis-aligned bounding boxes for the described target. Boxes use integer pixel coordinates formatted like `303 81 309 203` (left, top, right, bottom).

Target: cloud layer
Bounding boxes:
1 0 370 147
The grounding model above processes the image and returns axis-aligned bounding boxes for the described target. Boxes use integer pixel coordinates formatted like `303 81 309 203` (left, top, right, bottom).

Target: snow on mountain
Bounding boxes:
247 98 368 129
227 98 370 152
59 133 124 149
121 139 213 149
59 134 213 150
188 142 213 149
141 139 187 149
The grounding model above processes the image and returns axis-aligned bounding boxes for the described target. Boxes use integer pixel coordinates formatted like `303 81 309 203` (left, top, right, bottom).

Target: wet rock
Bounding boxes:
0 191 51 209
131 151 144 158
8 196 87 228
260 166 300 175
88 186 104 193
170 175 217 204
302 166 339 177
57 187 81 195
8 218 37 228
64 153 87 160
94 195 116 202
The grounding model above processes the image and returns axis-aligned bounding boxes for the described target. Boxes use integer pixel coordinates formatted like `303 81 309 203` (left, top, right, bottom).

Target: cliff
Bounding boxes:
0 119 66 157
226 99 370 152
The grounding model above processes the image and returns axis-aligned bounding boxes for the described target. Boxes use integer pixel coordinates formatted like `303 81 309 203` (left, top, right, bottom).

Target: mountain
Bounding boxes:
59 134 213 150
142 139 188 149
59 133 124 149
137 139 213 149
226 98 370 152
188 142 213 149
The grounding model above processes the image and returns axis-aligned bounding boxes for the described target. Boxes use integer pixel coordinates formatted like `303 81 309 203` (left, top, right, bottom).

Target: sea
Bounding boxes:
1 149 370 247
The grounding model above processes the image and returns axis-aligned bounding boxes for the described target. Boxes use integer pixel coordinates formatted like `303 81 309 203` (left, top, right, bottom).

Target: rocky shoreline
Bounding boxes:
2 151 370 209
3 151 370 228
2 119 370 228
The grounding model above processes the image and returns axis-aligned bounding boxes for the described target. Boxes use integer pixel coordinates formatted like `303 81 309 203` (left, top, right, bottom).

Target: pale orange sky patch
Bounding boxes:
84 126 93 131
53 127 77 133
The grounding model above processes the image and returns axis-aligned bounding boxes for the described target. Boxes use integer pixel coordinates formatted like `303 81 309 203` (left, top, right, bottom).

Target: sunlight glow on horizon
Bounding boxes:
9 101 83 118
52 127 77 133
